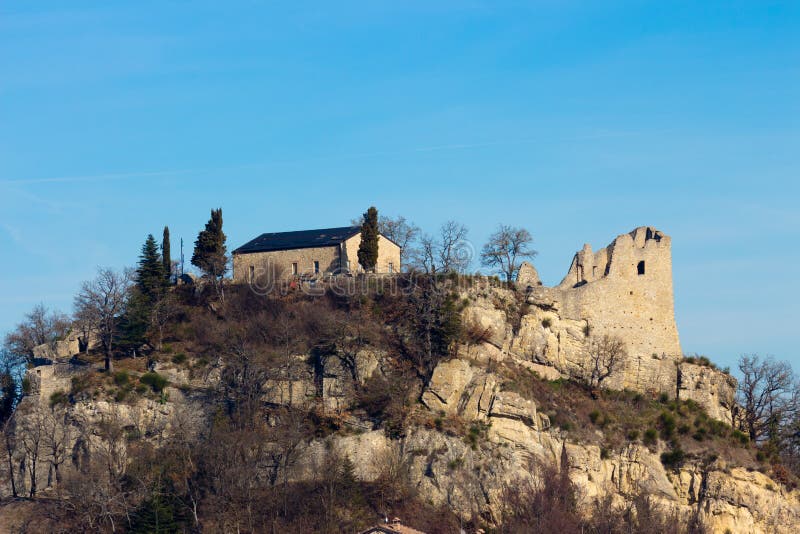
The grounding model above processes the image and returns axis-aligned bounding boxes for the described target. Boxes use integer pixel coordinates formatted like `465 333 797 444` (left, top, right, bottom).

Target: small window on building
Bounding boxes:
248 265 255 282
313 261 320 274
637 261 645 276
388 262 394 274
291 262 298 275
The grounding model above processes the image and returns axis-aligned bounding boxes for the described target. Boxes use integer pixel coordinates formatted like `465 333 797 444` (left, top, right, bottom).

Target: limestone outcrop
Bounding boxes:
457 227 737 422
411 357 799 533
677 362 737 425
516 260 541 289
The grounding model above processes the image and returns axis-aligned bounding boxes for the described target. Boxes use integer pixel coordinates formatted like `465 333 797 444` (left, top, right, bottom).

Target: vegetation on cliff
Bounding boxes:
1 213 799 533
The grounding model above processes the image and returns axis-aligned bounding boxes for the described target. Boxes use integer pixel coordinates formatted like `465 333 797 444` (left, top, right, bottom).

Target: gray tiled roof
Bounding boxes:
233 226 360 254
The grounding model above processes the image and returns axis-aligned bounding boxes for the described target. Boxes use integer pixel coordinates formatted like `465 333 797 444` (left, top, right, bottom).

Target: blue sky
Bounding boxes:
1 1 798 371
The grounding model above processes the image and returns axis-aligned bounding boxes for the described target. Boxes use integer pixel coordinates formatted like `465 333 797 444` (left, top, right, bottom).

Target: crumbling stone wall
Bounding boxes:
519 227 682 392
549 226 680 359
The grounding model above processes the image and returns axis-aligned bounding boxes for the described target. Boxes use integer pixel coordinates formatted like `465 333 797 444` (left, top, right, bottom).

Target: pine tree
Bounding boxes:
130 492 183 533
124 235 167 349
162 226 171 282
192 208 228 297
357 206 379 272
136 234 167 300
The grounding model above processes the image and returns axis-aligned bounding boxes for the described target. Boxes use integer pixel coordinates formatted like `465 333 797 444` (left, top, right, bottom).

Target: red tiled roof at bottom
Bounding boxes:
358 520 427 534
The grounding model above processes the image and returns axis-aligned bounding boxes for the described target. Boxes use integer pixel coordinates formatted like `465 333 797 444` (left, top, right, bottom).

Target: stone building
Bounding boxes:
232 225 401 283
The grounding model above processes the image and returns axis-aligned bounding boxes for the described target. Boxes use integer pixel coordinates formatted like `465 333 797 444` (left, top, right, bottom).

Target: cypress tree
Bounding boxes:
162 226 171 282
136 234 167 300
357 206 379 272
192 208 228 297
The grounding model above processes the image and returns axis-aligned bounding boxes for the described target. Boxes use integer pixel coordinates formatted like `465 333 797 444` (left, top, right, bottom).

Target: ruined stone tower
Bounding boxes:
555 226 681 359
520 226 682 392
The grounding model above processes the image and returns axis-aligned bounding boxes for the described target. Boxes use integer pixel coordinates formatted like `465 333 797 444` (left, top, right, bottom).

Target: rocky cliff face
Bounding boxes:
2 228 792 532
6 282 795 533
408 356 799 533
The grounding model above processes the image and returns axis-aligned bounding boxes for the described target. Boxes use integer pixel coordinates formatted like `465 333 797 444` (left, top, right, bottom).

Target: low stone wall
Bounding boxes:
26 362 85 401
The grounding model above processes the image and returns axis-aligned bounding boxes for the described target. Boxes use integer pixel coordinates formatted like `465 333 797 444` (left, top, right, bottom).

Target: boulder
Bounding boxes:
677 363 737 425
32 340 77 362
355 349 381 384
489 391 538 428
516 261 541 289
421 359 475 414
463 305 509 348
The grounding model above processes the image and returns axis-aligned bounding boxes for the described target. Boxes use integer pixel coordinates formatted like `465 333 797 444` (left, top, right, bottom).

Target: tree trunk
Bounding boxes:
103 333 114 372
4 435 16 498
29 461 37 498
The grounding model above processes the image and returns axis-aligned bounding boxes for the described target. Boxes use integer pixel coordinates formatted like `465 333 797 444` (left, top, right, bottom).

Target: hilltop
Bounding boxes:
1 226 798 533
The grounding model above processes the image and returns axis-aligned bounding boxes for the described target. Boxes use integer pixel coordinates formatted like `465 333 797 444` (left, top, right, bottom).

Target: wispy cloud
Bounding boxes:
0 168 198 186
0 223 22 243
0 221 63 260
0 130 654 186
0 185 74 212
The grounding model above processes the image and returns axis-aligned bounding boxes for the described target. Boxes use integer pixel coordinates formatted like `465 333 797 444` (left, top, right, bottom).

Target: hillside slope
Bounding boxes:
1 275 798 533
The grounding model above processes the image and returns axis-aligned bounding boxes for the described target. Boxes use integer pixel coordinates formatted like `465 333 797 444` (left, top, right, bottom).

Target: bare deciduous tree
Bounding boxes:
72 311 95 354
148 293 180 351
480 224 537 282
96 414 129 480
19 402 46 497
73 268 132 372
378 215 420 268
411 221 471 274
3 304 70 363
439 221 470 273
1 415 18 498
737 354 795 443
414 234 438 274
586 335 628 389
59 454 132 532
44 405 73 490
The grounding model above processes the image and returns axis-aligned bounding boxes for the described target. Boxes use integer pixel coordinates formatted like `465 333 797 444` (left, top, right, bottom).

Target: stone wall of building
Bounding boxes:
232 234 401 283
232 245 342 283
341 233 401 274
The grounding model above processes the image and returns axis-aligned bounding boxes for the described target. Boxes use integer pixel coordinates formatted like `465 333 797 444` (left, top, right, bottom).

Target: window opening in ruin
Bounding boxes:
313 261 320 274
291 262 298 275
637 261 645 275
249 265 254 282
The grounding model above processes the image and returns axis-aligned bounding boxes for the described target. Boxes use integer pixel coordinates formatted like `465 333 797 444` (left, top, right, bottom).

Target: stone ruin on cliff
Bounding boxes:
466 226 736 424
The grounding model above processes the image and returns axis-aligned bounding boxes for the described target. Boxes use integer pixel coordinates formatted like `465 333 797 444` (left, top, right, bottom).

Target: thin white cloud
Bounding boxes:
0 130 654 186
0 223 23 245
0 168 198 185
